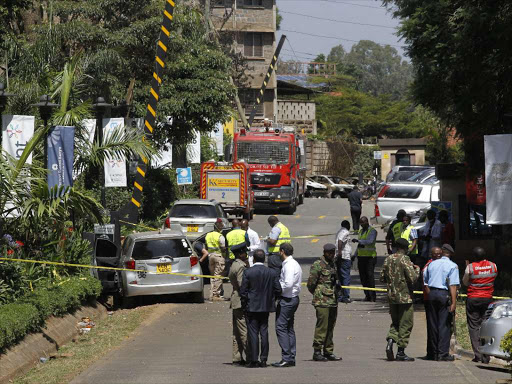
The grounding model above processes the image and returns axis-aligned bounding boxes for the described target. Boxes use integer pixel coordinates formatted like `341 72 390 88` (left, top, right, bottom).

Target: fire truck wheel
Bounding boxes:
285 201 296 215
298 193 304 205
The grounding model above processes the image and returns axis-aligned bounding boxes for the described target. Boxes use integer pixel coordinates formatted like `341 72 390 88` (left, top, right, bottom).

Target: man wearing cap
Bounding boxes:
206 219 227 301
463 247 498 364
386 209 407 255
266 216 291 277
307 243 343 362
381 238 420 361
273 243 302 368
229 243 250 366
423 243 460 361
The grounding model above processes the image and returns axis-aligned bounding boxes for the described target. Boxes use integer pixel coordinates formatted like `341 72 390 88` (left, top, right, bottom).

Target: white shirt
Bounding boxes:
246 227 261 267
279 256 302 298
335 228 352 260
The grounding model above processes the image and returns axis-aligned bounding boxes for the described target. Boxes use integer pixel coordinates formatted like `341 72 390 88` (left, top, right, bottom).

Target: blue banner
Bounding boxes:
47 126 75 189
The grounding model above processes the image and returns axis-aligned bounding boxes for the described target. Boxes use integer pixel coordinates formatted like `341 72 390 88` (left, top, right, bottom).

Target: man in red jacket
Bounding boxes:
462 247 498 364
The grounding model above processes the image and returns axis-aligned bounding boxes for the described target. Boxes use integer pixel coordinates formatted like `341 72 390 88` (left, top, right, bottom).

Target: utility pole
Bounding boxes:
205 0 210 34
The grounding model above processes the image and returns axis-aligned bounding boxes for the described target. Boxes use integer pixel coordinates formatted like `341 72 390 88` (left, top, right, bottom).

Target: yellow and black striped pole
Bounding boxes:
247 34 286 129
119 0 176 224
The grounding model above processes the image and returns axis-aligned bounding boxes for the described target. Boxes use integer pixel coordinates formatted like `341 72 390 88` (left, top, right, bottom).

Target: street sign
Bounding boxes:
373 151 382 160
177 167 193 185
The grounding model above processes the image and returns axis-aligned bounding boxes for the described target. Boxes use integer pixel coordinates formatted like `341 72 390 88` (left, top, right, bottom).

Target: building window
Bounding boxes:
244 32 263 57
242 89 264 117
243 0 263 6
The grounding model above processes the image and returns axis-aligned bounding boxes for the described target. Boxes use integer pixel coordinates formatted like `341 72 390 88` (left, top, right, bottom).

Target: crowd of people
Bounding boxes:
197 201 498 368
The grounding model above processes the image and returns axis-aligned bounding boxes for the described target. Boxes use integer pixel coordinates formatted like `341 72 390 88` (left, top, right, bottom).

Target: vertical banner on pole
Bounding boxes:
47 126 75 189
187 130 201 164
484 134 512 224
102 118 127 187
2 115 35 163
209 123 224 157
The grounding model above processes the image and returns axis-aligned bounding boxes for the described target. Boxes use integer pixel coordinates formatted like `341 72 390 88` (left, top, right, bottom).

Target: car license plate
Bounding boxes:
187 225 199 232
157 263 172 274
255 191 269 197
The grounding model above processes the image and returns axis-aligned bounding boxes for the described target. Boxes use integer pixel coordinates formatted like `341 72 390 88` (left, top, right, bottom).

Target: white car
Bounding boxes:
309 175 355 198
305 177 328 197
373 182 440 226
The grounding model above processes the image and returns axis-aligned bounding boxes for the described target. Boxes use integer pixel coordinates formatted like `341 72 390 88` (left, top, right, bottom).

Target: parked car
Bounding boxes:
305 177 329 198
309 175 355 198
163 199 230 240
406 169 439 184
386 165 434 183
373 182 440 226
93 231 204 306
479 300 512 360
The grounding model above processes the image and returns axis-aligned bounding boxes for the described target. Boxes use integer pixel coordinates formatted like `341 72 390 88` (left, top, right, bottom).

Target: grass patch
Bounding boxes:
455 301 472 351
13 305 155 384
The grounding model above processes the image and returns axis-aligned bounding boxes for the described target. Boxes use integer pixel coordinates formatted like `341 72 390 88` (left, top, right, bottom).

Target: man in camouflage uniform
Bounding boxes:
380 238 420 362
307 243 343 362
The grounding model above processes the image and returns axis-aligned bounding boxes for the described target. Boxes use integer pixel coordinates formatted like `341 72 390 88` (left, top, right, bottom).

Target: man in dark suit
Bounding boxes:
240 249 282 368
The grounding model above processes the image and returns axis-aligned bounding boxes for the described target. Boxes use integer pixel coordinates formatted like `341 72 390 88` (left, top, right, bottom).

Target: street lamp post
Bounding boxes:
92 97 113 209
32 95 59 170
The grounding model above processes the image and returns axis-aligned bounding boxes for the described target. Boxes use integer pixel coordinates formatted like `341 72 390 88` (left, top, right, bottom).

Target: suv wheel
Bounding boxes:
190 291 205 304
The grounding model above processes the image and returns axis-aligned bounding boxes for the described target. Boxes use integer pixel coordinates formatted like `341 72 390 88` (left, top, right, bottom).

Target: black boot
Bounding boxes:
386 338 394 361
313 350 328 361
396 347 415 362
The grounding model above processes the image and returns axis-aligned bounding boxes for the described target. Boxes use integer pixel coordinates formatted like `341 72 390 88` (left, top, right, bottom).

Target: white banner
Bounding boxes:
103 118 127 187
2 115 35 164
484 134 512 224
209 123 224 157
187 130 201 164
153 145 173 168
82 119 96 145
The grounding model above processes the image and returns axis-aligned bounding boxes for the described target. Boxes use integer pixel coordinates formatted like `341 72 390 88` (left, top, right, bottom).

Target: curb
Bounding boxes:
455 344 509 367
0 301 108 384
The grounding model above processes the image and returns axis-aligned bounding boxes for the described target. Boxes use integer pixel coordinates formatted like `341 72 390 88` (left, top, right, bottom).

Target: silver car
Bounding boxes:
479 300 512 360
164 199 230 240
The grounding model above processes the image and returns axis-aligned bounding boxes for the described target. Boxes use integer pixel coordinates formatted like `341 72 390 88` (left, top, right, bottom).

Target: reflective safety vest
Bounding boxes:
268 222 291 254
357 227 377 257
226 229 247 260
206 231 223 254
467 260 498 298
401 225 418 255
392 222 403 242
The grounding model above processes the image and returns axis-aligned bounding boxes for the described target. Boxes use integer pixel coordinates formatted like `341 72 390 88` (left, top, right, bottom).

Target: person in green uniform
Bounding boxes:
380 238 420 362
307 243 343 362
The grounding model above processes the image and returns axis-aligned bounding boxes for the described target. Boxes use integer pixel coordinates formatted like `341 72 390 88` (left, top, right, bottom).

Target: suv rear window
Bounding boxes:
383 186 423 199
132 239 191 260
170 204 217 218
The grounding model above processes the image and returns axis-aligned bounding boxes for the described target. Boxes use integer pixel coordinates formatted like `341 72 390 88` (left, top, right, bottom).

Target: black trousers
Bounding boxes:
427 289 451 358
351 209 361 231
358 257 376 300
424 300 435 358
246 312 270 363
466 297 492 363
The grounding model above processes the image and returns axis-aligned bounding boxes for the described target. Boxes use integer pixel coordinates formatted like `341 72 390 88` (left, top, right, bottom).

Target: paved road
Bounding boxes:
72 199 509 384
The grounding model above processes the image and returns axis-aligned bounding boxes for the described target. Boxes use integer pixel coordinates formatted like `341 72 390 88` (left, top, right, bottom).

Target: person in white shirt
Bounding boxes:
335 220 352 303
272 243 302 368
241 219 261 267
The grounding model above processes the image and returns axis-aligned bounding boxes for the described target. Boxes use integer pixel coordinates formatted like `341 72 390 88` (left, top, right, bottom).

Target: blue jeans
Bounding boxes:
337 258 351 300
276 296 299 362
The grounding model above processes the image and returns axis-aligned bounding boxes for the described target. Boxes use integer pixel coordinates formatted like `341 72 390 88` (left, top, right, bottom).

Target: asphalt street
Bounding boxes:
72 198 509 384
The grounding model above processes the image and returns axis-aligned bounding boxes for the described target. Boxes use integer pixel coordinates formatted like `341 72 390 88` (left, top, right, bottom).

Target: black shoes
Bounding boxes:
324 353 342 361
246 361 260 368
423 355 436 361
386 338 395 361
233 359 246 366
259 360 267 368
313 351 328 361
438 355 455 362
396 352 415 362
271 360 295 367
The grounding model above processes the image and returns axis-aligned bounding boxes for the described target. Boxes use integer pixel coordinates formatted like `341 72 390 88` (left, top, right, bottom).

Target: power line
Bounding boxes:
277 0 387 10
285 37 301 63
282 48 318 57
280 29 402 48
280 10 396 29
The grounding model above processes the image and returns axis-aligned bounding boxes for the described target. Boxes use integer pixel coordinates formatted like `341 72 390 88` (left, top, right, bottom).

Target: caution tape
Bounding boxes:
1 256 510 300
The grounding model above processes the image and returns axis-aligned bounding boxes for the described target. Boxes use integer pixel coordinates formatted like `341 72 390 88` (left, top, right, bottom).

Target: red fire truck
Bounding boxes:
231 125 306 214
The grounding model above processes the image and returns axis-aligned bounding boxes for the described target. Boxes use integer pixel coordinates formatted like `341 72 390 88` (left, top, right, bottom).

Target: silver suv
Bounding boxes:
386 166 434 183
164 199 230 240
373 182 440 226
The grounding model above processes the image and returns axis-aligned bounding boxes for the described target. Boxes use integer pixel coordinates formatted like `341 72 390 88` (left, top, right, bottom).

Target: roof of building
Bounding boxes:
378 138 427 147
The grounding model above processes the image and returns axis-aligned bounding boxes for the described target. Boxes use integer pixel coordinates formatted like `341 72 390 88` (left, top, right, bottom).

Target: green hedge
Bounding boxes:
0 276 102 352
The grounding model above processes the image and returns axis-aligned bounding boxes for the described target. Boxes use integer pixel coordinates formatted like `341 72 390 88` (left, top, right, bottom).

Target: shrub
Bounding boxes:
501 329 512 375
0 303 42 352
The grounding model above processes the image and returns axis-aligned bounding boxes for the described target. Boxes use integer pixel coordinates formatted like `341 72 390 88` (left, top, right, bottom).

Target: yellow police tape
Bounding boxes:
1 256 510 300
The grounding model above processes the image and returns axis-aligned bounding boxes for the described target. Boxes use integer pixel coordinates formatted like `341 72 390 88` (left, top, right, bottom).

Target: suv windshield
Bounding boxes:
383 185 423 199
132 238 191 260
170 204 217 218
407 170 434 182
236 141 290 164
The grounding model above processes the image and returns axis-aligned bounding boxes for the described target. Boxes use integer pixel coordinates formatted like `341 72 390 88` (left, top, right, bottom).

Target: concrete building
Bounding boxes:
378 138 427 179
210 0 277 125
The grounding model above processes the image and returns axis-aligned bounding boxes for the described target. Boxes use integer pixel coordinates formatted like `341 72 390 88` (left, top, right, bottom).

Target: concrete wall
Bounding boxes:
380 148 426 179
305 141 331 176
277 100 317 135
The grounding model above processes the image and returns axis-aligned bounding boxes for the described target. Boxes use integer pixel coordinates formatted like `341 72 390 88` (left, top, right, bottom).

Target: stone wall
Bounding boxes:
277 100 316 135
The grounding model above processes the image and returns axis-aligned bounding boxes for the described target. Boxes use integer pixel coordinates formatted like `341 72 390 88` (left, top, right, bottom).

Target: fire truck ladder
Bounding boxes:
246 34 286 130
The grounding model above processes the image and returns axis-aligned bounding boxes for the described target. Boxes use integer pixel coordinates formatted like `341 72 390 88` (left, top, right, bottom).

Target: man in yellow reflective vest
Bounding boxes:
226 219 248 274
353 216 378 302
400 215 418 262
206 219 227 301
386 209 406 255
266 216 291 277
